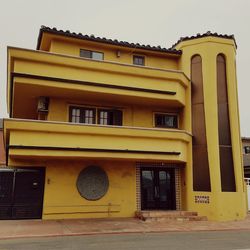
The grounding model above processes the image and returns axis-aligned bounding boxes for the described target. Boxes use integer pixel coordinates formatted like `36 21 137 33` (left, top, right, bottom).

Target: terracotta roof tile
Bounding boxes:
37 26 182 55
171 31 237 48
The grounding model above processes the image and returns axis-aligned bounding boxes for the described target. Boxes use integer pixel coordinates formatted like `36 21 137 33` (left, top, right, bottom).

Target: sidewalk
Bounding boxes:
0 214 250 240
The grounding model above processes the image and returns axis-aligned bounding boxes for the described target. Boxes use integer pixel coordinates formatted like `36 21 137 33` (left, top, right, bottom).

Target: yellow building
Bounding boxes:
2 27 247 221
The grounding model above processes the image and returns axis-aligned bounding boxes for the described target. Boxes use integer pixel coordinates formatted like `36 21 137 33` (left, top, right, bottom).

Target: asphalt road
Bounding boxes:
0 231 250 250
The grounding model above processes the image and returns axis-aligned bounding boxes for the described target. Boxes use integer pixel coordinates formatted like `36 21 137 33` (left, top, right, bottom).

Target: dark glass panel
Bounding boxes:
141 170 155 209
219 146 236 191
217 54 236 192
191 104 207 146
193 145 211 191
155 114 178 128
218 103 231 146
159 171 168 202
191 55 211 191
113 110 123 126
141 168 175 210
80 49 92 58
191 55 204 105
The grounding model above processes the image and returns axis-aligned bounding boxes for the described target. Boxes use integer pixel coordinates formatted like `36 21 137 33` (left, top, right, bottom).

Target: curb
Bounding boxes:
1 227 250 240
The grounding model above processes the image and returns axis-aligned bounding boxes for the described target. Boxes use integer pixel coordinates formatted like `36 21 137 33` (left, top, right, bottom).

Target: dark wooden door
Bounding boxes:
141 168 176 210
0 168 45 219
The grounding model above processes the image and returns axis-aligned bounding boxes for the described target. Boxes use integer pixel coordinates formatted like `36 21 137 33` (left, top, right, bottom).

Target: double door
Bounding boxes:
0 168 45 219
141 168 176 210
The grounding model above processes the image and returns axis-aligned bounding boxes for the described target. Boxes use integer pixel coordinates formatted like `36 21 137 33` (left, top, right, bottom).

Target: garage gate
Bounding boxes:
0 168 45 219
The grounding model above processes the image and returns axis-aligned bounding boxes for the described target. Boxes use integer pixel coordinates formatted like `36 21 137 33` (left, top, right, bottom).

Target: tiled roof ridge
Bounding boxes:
171 31 237 49
37 26 182 55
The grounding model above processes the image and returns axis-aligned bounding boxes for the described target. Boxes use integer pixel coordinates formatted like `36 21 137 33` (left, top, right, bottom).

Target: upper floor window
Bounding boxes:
80 49 104 60
154 113 178 128
70 107 96 124
133 55 145 66
69 106 122 126
98 109 123 126
245 146 250 154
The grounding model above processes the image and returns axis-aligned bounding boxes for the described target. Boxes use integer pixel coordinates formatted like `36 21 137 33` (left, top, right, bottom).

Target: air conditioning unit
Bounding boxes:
37 96 49 112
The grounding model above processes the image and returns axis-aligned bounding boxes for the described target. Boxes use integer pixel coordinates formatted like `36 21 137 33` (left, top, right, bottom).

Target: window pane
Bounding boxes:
99 111 108 125
71 108 80 123
155 114 178 128
80 49 103 60
245 146 250 154
165 116 174 127
113 110 123 126
133 56 145 66
83 109 95 124
80 49 92 58
92 52 104 60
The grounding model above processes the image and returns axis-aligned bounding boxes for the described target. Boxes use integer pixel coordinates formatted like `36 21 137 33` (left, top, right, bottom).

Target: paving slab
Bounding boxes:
0 214 250 240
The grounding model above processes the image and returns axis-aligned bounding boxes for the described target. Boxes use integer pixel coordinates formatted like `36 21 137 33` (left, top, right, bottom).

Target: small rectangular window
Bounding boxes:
70 107 95 124
69 106 122 126
80 49 104 60
98 109 122 126
155 113 178 128
245 146 250 154
133 55 145 66
92 52 103 60
80 49 92 58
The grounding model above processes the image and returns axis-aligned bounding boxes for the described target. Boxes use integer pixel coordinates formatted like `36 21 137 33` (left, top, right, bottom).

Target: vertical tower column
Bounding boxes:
176 34 247 221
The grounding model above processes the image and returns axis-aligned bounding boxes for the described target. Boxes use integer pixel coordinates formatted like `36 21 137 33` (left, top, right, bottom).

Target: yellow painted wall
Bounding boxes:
176 37 247 221
9 48 188 120
6 119 190 163
43 160 136 219
6 158 136 219
49 39 179 70
47 98 183 129
6 33 246 222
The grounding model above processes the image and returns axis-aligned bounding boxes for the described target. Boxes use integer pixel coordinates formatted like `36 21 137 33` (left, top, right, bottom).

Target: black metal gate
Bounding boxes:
0 168 45 219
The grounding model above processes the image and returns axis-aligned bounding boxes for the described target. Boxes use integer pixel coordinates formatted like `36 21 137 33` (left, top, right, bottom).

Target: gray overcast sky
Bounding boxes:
0 0 250 136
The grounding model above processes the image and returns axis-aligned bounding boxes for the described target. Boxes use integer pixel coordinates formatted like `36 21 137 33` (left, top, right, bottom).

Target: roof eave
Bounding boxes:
36 26 182 55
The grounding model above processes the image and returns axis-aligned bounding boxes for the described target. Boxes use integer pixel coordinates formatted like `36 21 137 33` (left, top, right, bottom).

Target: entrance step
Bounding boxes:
135 211 207 222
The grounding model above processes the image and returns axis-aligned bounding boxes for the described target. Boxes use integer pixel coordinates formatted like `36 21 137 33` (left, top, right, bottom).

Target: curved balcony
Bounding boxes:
4 119 191 163
8 47 190 118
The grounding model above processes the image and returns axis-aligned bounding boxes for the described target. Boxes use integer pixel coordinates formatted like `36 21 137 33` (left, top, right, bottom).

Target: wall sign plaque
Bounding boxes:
76 166 109 200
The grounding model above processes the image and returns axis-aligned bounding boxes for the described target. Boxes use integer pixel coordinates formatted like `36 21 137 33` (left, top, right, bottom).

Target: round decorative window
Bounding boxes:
76 166 109 200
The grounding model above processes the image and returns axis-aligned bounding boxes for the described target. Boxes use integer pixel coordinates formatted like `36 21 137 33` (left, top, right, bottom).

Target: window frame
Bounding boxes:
153 112 179 129
69 105 123 126
133 55 145 66
80 49 104 60
69 106 96 124
98 109 113 125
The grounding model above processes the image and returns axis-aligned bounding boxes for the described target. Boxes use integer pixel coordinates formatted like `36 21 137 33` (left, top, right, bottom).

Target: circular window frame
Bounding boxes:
76 165 109 201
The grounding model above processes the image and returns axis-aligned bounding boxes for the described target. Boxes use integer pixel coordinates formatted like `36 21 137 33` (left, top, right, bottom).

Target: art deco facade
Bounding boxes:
1 27 247 221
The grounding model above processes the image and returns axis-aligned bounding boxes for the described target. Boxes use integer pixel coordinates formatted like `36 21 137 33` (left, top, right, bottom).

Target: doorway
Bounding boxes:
141 168 176 210
0 167 45 219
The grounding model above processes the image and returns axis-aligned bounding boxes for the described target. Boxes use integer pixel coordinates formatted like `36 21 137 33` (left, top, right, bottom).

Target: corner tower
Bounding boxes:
175 32 247 221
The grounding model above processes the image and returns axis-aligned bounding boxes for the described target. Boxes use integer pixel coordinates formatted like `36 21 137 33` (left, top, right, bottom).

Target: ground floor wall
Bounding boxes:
180 161 247 221
42 160 136 219
5 157 248 221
